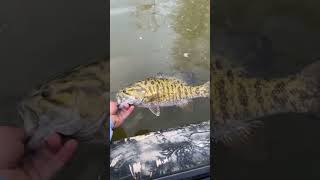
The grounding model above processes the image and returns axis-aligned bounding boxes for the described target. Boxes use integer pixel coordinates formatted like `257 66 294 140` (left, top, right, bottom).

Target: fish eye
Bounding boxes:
41 90 50 97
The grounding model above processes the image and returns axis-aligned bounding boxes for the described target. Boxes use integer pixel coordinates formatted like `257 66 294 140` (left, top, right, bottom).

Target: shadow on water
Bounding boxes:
213 0 320 179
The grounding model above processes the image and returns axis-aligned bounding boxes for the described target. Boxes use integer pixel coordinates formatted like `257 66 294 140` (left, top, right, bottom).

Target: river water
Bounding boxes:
110 0 210 139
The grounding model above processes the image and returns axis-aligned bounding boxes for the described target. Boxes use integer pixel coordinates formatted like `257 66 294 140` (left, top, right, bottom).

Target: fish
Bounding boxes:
18 58 108 149
116 74 210 116
210 60 320 144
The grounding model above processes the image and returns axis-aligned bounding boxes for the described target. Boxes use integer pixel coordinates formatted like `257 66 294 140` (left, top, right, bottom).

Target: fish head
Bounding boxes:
116 85 145 108
19 85 58 135
18 60 108 149
18 82 96 149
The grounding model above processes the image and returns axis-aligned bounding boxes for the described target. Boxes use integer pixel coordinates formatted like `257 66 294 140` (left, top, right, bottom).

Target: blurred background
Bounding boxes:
0 0 108 179
212 0 320 179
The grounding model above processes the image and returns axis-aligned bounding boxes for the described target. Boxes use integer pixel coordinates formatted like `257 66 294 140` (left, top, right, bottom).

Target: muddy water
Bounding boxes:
110 0 210 139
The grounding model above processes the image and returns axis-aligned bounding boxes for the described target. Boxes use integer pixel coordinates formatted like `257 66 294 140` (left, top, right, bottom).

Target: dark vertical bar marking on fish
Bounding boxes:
177 85 182 100
227 70 234 83
184 87 189 97
237 82 248 107
237 81 249 118
195 87 200 96
166 85 171 102
216 79 229 120
271 81 287 106
171 84 176 102
156 83 160 102
215 61 223 70
160 79 166 101
254 80 264 105
188 87 193 98
167 82 172 103
148 86 153 95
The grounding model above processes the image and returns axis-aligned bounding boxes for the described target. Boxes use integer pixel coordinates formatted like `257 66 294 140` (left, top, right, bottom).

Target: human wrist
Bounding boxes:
110 116 116 129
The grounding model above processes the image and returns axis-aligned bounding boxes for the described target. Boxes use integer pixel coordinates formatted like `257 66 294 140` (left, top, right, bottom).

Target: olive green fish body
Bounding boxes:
19 58 108 149
211 61 320 144
117 76 210 116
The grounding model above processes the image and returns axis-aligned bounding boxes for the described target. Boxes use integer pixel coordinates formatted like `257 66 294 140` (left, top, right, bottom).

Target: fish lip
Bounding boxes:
118 102 126 109
18 103 39 136
118 101 133 109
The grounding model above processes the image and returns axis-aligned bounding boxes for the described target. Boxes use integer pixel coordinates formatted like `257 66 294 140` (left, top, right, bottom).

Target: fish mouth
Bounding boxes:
116 95 135 109
18 103 39 136
117 101 134 109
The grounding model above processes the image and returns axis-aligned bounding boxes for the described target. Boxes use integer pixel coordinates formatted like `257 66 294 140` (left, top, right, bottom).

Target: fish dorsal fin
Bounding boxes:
148 106 160 116
211 57 248 76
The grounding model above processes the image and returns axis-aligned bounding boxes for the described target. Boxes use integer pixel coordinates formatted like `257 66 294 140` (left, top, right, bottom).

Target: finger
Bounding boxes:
123 103 129 109
110 101 118 114
45 133 62 153
54 139 78 164
0 140 24 169
37 139 78 180
0 127 25 169
118 106 135 122
0 126 25 142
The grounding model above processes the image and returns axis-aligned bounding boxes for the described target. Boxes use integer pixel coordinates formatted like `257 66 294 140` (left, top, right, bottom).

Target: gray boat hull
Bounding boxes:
110 121 210 179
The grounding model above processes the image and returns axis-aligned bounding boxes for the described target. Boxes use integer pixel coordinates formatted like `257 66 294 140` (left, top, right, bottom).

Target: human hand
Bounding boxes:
0 126 78 180
110 101 134 128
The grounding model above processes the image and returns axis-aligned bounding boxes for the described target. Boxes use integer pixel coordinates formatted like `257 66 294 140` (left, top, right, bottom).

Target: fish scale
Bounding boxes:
117 76 210 116
18 58 108 149
211 60 320 145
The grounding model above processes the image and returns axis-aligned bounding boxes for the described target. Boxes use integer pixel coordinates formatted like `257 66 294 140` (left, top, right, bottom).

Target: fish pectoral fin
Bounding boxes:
149 106 160 116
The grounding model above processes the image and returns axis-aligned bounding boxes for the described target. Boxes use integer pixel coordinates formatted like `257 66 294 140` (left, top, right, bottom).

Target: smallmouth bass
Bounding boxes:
210 60 320 144
18 58 108 149
116 74 210 116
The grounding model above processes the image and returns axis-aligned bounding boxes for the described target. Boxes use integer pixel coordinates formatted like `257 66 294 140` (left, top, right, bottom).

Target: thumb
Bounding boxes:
110 101 118 114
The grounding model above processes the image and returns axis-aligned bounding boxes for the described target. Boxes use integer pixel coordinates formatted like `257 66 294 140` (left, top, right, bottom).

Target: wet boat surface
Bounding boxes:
110 121 210 179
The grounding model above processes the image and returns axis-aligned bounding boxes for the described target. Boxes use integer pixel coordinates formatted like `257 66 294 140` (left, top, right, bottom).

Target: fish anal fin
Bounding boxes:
213 119 263 146
149 106 160 116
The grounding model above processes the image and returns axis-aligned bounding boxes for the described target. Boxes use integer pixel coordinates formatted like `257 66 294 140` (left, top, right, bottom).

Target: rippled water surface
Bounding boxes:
110 0 210 139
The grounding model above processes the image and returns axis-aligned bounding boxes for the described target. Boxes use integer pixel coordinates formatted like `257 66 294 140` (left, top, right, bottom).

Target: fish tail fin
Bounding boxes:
198 81 210 98
213 119 263 146
301 60 320 117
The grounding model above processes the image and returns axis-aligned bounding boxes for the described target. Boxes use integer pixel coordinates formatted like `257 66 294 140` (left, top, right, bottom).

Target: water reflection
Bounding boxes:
133 3 160 32
170 0 210 73
131 0 177 32
111 0 210 138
